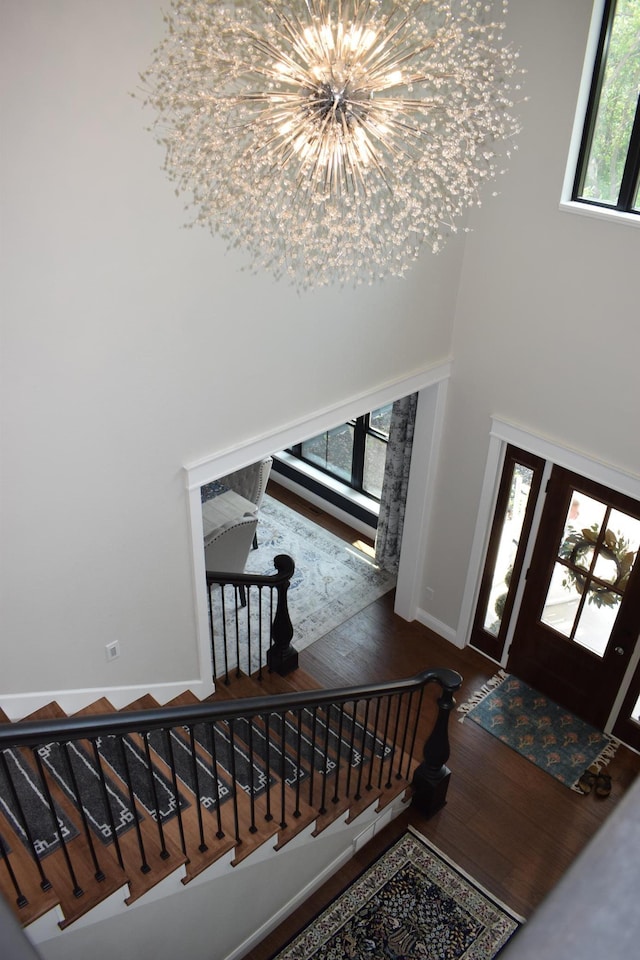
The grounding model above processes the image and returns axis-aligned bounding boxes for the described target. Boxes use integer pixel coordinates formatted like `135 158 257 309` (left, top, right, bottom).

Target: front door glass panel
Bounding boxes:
540 489 640 657
482 462 535 637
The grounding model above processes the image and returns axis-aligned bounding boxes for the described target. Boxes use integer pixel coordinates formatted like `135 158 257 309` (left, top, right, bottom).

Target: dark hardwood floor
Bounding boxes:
249 482 640 959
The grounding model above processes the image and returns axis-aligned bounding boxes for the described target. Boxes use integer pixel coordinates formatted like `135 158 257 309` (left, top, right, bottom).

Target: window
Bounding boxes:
288 405 392 502
572 0 640 214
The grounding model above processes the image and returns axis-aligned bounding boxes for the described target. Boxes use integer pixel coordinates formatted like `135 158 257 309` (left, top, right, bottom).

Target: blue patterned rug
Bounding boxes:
457 671 619 792
270 829 522 959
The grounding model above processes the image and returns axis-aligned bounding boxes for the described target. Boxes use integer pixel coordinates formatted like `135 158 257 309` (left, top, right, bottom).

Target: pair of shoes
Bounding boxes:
577 765 612 798
577 765 599 794
594 771 612 798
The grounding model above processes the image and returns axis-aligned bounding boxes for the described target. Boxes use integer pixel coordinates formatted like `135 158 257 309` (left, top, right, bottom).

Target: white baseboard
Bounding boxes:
0 677 215 721
414 607 461 648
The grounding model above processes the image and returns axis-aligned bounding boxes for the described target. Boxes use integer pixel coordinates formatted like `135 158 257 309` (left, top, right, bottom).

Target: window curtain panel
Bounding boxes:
375 393 418 574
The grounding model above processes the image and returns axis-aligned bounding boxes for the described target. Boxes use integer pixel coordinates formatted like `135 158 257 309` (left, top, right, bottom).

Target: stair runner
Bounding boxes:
0 669 411 931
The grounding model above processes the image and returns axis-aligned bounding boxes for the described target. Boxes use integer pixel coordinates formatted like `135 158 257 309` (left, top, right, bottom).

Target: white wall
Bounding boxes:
422 0 640 633
0 1 461 703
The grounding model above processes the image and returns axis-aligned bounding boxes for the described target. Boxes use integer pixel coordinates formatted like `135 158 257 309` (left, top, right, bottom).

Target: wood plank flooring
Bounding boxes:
249 482 640 959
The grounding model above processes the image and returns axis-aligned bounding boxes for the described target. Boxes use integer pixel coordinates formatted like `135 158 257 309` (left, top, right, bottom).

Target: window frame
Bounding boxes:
561 0 640 225
287 409 391 503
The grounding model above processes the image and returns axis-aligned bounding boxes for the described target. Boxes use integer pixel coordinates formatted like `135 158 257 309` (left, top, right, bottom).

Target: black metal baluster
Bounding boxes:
268 587 275 664
142 733 170 862
233 588 242 679
61 742 105 881
220 587 230 685
247 719 257 834
293 709 303 818
367 697 382 792
115 736 150 874
407 688 425 780
31 747 83 898
377 696 393 790
384 694 402 789
397 691 414 780
207 722 225 840
208 584 218 682
187 726 208 853
279 711 287 829
331 704 345 805
90 739 124 871
165 730 187 857
263 713 273 823
226 720 241 846
246 588 253 678
354 699 371 802
318 705 332 815
344 700 359 799
307 706 318 808
0 749 52 892
0 829 28 908
257 588 264 682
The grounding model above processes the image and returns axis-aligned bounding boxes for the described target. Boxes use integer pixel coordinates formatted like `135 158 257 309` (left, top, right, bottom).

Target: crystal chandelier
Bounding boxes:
139 0 522 286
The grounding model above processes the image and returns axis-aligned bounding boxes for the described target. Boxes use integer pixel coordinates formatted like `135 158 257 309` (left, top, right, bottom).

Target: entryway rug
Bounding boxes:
269 828 522 959
457 671 619 792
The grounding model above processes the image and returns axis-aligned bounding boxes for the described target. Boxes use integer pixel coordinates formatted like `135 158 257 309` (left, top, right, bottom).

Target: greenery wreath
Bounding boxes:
558 524 635 609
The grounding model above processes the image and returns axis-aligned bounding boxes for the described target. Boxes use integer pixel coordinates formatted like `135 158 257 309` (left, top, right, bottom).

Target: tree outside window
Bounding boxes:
574 0 640 213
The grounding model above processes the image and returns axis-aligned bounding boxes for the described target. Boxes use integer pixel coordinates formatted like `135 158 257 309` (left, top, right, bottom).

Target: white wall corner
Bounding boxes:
414 607 460 648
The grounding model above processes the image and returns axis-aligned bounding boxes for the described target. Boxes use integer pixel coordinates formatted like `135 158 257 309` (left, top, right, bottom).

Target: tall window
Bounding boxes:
287 405 392 501
572 0 640 214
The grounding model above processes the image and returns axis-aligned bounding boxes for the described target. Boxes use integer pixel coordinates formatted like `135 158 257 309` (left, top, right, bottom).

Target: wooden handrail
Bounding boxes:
0 668 461 748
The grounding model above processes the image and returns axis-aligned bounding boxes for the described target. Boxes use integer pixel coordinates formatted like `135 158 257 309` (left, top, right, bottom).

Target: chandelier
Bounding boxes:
139 0 522 286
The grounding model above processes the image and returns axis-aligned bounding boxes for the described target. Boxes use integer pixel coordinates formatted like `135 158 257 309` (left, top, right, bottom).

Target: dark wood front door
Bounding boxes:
507 466 640 730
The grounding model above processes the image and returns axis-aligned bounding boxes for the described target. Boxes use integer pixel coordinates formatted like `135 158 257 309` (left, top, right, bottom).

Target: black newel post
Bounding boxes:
412 668 463 818
266 554 299 675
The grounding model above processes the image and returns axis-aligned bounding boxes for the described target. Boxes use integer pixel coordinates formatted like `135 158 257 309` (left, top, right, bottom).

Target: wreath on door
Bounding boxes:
558 524 635 609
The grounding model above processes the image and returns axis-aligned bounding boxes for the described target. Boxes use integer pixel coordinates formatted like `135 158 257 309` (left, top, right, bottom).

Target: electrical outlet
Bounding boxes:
105 641 120 662
425 587 435 605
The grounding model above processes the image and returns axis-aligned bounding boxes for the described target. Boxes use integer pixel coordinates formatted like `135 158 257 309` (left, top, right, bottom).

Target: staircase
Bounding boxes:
0 556 462 958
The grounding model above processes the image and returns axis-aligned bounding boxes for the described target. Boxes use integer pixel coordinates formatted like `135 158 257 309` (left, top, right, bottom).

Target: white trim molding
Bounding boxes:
0 678 214 723
185 361 453 688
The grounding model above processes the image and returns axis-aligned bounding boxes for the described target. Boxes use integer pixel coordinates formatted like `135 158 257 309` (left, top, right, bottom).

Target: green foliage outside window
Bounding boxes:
577 0 640 210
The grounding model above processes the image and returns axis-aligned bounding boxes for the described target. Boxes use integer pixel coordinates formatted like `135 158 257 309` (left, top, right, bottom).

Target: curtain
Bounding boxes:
375 393 418 574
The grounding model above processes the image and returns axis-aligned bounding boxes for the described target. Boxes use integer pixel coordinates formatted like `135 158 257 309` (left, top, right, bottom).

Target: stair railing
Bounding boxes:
0 668 461 922
206 553 297 683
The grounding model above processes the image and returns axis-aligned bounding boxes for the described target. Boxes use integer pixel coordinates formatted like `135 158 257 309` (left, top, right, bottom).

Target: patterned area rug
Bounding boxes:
246 494 396 653
270 829 522 959
457 671 619 792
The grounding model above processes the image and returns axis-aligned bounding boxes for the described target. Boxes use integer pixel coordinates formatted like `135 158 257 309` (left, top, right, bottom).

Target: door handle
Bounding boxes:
614 646 626 656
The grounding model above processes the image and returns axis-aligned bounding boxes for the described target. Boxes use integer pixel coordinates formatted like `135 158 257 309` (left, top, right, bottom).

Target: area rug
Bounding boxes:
457 671 619 792
211 493 396 673
269 828 522 959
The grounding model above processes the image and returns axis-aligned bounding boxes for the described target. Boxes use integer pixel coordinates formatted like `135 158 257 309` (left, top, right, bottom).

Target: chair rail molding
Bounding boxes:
185 361 453 689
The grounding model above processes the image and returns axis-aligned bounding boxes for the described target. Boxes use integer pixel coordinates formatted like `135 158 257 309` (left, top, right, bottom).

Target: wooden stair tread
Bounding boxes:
1 659 423 931
70 699 189 905
2 702 128 928
0 807 62 927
